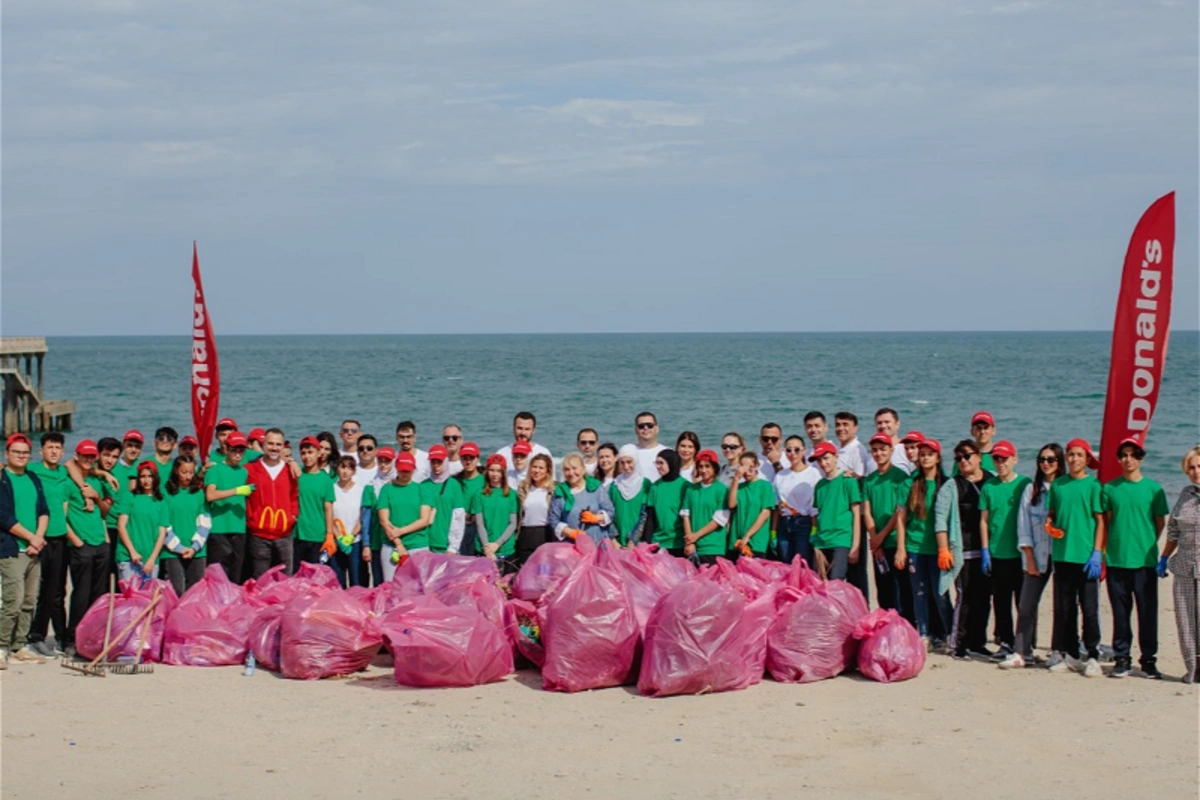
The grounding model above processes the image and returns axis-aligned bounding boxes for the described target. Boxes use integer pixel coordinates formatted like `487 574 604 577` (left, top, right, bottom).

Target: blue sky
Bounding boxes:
3 0 1196 334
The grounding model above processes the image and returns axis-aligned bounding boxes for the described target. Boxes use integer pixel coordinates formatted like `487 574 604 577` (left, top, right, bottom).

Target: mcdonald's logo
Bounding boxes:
257 506 290 532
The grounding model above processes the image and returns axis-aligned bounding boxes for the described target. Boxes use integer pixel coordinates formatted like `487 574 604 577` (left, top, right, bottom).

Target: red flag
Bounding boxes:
1099 192 1175 483
190 242 221 461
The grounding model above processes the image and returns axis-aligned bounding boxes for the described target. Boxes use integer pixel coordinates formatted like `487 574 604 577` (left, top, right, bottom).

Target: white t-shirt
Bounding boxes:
495 442 552 472
443 459 464 478
624 443 667 483
262 460 287 481
756 452 785 483
680 464 695 483
837 438 876 478
774 465 822 516
507 467 529 491
583 459 598 476
339 448 359 466
890 444 914 474
354 463 378 487
332 482 366 542
521 486 551 527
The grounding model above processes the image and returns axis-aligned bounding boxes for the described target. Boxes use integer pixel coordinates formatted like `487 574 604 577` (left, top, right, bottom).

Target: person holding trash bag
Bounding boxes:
549 453 615 546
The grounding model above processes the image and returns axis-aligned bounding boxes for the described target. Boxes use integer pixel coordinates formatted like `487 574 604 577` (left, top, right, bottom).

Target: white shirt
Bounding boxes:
890 444 914 474
332 482 366 542
680 464 695 483
261 460 287 481
774 465 822 516
757 452 785 483
583 459 598 476
507 466 528 490
495 442 551 471
837 438 876 478
339 448 359 466
354 463 378 487
625 443 667 483
521 486 551 527
443 459 464 479
396 447 431 482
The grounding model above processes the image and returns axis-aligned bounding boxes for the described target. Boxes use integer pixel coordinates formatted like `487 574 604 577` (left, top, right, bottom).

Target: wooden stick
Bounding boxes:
87 594 161 667
131 585 160 666
102 575 116 658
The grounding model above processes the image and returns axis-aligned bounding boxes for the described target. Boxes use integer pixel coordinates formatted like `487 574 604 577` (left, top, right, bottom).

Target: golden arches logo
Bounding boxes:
257 506 290 531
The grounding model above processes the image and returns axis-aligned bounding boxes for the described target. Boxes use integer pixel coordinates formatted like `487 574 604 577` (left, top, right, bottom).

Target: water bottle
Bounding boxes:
875 557 889 576
319 550 330 565
243 652 256 677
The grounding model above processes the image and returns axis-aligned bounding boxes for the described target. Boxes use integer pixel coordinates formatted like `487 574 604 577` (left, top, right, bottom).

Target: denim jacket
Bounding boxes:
1016 482 1052 574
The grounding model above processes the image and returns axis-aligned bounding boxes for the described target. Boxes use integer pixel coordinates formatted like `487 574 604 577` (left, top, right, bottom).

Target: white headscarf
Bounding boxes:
614 444 644 501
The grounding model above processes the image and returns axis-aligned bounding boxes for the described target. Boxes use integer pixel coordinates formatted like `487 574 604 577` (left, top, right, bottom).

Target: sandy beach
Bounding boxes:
3 588 1197 800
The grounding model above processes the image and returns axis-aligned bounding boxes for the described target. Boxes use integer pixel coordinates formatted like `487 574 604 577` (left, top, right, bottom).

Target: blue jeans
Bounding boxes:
459 521 479 557
776 516 812 566
908 552 952 640
330 541 364 588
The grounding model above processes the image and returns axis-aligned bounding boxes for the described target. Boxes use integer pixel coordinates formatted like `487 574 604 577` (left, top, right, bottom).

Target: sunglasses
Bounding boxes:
785 447 804 454
760 436 780 443
1037 456 1058 464
156 434 176 442
442 435 461 441
721 444 740 451
340 427 359 434
578 439 597 446
637 422 656 430
954 453 978 462
357 445 376 452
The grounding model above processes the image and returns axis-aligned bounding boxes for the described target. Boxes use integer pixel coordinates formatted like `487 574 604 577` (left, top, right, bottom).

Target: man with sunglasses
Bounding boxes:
149 426 178 489
626 412 666 483
576 429 600 475
440 425 465 478
757 422 785 482
0 433 50 667
942 440 997 659
353 434 380 485
338 420 362 462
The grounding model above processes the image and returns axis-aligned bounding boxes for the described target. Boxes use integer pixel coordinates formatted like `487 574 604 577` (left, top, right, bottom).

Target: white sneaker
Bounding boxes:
998 652 1026 670
1047 652 1069 673
1083 658 1102 678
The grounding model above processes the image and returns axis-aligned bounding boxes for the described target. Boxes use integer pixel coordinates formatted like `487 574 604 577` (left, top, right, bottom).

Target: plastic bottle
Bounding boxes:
243 652 256 677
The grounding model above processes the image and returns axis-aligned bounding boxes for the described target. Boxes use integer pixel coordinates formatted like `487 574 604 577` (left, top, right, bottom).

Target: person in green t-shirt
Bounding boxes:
0 433 50 665
294 437 336 567
455 444 485 557
63 440 111 651
682 450 729 566
471 455 519 574
376 451 433 580
864 433 913 619
161 455 212 596
26 432 72 656
1102 439 1170 678
895 439 952 646
115 461 170 585
150 426 178 490
424 448 466 556
610 446 650 547
204 431 254 584
1045 438 1106 674
647 450 688 555
978 440 1032 656
809 441 863 583
726 453 775 557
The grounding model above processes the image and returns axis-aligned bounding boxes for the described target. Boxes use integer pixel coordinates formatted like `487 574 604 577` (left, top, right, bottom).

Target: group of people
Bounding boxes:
1 407 1197 685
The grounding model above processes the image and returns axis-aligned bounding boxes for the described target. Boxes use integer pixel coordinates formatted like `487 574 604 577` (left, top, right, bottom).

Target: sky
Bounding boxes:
2 0 1197 335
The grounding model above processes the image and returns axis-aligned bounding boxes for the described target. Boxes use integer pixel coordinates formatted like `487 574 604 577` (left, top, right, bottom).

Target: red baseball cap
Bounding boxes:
512 441 532 456
395 452 417 471
376 446 396 461
216 418 238 430
991 440 1017 459
1066 438 1101 470
899 431 925 444
225 432 249 448
486 453 507 469
247 428 266 443
808 441 839 461
136 459 159 475
123 430 144 444
971 411 995 427
459 442 480 457
180 435 198 447
75 439 99 456
919 438 942 455
695 449 720 465
427 445 448 461
868 433 893 447
5 433 30 449
298 436 320 450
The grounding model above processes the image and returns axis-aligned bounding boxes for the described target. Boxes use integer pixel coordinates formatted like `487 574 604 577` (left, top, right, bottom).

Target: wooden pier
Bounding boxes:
1 337 75 436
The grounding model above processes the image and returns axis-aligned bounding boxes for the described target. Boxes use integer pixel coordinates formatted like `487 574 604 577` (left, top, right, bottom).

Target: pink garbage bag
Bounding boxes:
76 579 179 663
393 550 499 595
280 590 382 680
767 578 869 683
637 579 751 696
432 574 505 630
379 598 513 687
853 608 926 683
162 565 258 666
503 597 546 668
512 543 585 601
610 544 692 633
702 559 778 682
247 604 285 672
541 544 639 692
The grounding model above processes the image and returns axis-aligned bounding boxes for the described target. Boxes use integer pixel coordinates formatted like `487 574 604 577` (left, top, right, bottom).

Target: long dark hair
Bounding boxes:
135 464 164 502
1032 443 1066 506
316 431 339 468
907 452 946 521
595 443 619 482
166 455 201 496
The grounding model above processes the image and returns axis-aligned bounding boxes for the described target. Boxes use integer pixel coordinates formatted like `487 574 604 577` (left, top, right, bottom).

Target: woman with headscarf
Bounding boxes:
610 445 650 547
548 453 615 545
646 449 688 555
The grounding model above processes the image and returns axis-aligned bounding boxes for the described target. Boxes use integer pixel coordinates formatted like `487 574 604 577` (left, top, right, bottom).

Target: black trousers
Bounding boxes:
846 546 870 607
516 525 553 566
67 543 110 646
875 547 913 622
207 533 246 585
162 557 207 597
30 536 69 643
294 539 325 567
953 558 993 654
990 557 1024 649
1106 565 1158 668
1014 564 1051 657
1052 562 1101 660
248 535 294 579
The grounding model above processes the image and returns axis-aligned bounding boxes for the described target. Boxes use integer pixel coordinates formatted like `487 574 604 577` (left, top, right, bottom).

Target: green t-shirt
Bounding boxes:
683 480 728 556
1047 474 1103 565
163 487 209 559
151 457 173 491
28 462 69 537
243 450 263 463
469 488 519 557
114 492 169 562
863 467 909 550
609 478 650 546
64 478 109 547
425 479 464 553
647 477 688 550
111 460 139 497
296 470 335 543
1103 476 1169 569
904 478 940 556
8 471 43 552
458 473 485 511
812 473 863 550
979 475 1031 560
729 479 776 554
377 481 431 550
205 461 248 534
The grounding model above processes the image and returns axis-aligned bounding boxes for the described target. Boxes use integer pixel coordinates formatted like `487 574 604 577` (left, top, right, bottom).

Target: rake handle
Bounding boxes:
87 594 162 668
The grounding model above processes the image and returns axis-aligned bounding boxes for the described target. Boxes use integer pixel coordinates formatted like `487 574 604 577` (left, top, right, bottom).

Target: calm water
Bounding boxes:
38 332 1200 495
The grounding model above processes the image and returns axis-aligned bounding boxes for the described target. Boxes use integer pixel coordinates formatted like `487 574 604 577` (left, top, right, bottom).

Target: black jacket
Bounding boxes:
0 469 49 558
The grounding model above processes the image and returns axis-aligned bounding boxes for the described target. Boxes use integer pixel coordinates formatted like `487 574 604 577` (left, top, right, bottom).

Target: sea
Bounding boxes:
39 331 1200 497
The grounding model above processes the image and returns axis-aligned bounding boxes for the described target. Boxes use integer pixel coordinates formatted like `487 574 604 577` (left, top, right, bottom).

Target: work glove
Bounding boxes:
564 528 584 541
1083 549 1103 580
1044 520 1065 539
234 484 255 497
1157 555 1169 578
579 510 602 525
937 546 954 571
320 532 337 559
981 548 992 575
